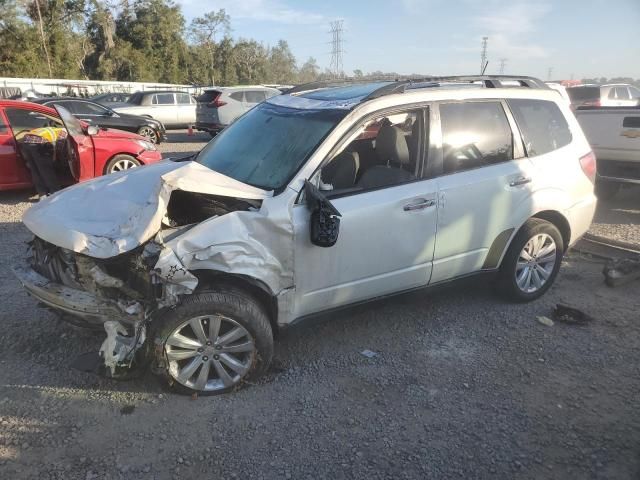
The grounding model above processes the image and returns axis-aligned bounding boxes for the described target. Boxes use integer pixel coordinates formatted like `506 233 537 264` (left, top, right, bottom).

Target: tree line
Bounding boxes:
0 0 323 86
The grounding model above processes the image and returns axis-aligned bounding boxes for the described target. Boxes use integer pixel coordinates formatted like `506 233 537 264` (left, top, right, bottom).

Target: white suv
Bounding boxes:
15 76 597 395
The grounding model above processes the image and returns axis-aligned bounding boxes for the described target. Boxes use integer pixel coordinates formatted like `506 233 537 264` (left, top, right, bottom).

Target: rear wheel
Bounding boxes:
152 287 273 395
104 154 141 174
137 126 159 144
497 218 564 302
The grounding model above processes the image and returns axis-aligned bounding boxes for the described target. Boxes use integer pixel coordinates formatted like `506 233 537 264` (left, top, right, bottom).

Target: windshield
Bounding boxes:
196 102 346 190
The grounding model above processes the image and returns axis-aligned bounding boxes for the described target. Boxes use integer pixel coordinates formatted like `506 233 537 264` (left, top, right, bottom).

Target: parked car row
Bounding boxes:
567 84 640 109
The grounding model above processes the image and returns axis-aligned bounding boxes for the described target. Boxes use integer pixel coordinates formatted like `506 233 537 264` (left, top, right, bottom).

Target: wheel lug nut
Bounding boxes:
215 345 222 350
214 355 219 360
206 341 212 346
197 347 204 353
203 356 208 361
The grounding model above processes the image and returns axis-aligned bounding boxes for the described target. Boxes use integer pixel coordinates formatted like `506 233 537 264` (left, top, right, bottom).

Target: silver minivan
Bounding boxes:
195 86 280 136
113 90 197 129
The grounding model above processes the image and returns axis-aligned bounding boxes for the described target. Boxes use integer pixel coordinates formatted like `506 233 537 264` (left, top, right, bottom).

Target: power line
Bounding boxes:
480 36 488 74
499 58 508 75
329 20 344 79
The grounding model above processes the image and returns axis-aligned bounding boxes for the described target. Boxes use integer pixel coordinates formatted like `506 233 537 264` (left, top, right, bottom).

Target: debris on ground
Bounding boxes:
537 316 555 327
603 258 640 287
119 405 135 415
360 349 378 358
553 304 594 325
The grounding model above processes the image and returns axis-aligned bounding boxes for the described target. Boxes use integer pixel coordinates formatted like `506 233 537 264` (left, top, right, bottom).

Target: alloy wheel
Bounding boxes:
138 126 158 143
515 233 557 293
109 158 138 172
165 315 255 392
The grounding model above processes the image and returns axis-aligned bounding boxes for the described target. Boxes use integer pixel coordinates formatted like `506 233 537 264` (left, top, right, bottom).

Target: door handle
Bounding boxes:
403 198 436 211
509 176 532 187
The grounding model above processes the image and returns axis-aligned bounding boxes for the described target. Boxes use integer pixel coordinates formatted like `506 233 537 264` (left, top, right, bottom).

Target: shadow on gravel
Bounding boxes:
593 184 640 226
0 190 34 206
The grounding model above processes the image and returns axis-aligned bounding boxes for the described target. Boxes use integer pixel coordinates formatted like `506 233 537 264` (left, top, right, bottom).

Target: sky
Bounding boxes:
176 0 640 80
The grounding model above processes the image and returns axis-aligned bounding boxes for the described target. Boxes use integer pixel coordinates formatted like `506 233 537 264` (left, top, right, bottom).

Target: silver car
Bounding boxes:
15 76 597 395
567 84 640 108
195 86 280 136
113 90 197 129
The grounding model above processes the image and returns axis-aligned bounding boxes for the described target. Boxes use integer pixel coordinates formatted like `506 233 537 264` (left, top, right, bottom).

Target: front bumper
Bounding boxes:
138 149 163 165
13 264 142 327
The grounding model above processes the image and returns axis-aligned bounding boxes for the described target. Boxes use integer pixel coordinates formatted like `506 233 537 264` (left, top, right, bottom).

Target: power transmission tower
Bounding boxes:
499 58 507 75
480 36 488 74
329 20 345 79
547 67 553 81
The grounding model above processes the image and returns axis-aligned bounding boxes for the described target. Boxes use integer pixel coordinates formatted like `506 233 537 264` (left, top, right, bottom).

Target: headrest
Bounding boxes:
376 124 410 165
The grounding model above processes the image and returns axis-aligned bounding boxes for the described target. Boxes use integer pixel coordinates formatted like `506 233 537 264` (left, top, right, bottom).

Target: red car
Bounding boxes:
0 100 162 191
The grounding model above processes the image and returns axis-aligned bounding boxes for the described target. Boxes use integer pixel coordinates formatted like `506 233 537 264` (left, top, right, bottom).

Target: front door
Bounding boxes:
292 107 438 318
54 105 95 181
0 109 29 189
430 100 534 283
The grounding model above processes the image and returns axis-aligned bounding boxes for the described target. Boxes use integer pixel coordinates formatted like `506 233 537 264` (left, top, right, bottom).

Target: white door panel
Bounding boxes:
431 160 535 283
292 180 439 318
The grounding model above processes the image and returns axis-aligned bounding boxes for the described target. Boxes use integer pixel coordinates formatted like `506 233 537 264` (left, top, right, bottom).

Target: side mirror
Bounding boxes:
87 125 99 135
304 180 341 247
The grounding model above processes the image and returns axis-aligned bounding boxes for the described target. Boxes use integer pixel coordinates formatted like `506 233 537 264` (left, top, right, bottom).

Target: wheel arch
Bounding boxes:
531 210 571 252
103 152 142 174
190 269 279 334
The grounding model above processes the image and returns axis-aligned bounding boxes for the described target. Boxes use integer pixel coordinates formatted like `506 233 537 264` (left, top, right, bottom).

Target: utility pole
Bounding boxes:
499 58 507 75
480 36 488 74
329 20 345 79
547 67 553 81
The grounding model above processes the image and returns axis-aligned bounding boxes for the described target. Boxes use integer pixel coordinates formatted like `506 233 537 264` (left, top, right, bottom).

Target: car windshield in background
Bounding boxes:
196 102 346 190
567 86 600 102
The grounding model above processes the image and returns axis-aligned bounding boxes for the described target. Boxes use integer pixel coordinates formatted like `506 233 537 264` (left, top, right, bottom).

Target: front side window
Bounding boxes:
319 109 424 195
176 93 191 105
0 112 8 134
629 86 640 100
616 87 631 100
196 102 346 190
229 92 244 102
440 102 513 174
153 93 174 105
508 99 572 157
5 108 63 134
73 102 108 115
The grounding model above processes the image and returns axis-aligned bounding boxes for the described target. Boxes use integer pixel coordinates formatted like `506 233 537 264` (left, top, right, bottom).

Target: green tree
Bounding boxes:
233 39 268 84
298 57 319 83
267 40 297 84
189 9 230 85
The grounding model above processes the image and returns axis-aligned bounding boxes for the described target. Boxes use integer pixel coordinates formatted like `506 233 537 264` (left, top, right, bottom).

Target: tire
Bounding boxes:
151 287 273 395
497 218 564 302
595 180 620 201
137 125 159 144
104 154 141 174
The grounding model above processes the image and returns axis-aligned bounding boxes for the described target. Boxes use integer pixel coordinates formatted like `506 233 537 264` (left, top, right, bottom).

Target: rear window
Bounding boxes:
245 91 267 103
196 91 221 103
623 117 640 128
566 87 600 102
508 99 572 157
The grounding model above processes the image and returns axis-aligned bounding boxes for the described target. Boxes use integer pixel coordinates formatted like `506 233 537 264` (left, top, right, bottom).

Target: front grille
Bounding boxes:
598 160 640 180
30 237 82 288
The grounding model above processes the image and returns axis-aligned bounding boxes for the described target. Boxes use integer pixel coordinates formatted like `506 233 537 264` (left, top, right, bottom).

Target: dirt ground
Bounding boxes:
0 138 638 479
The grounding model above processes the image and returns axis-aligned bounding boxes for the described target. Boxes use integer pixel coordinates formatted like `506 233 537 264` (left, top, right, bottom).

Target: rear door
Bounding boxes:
151 93 178 127
430 100 534 283
196 90 222 127
0 108 29 188
54 105 94 181
176 92 196 127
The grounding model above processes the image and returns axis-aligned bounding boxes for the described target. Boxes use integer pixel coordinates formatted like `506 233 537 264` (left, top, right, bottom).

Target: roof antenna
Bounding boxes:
481 60 489 75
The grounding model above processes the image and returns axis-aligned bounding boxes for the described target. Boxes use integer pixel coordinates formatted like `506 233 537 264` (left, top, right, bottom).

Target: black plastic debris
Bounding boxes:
120 405 135 415
603 258 640 287
553 304 594 325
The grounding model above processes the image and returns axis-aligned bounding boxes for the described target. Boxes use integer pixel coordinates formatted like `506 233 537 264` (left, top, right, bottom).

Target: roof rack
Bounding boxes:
362 75 549 101
287 75 548 101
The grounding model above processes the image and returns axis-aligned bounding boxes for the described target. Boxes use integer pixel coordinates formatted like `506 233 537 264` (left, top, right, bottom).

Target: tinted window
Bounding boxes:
153 93 174 105
623 117 640 128
245 91 266 104
508 99 572 157
197 102 346 190
440 102 513 174
5 108 63 132
176 93 191 104
566 86 600 102
608 88 617 99
629 86 640 99
72 101 108 115
128 92 143 105
229 92 244 102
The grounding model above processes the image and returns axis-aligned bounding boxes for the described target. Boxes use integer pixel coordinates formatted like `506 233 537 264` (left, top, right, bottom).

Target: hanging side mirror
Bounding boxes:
304 180 341 247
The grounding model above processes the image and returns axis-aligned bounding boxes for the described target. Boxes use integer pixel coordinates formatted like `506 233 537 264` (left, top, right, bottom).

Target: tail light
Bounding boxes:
207 94 226 108
582 99 601 107
579 151 597 183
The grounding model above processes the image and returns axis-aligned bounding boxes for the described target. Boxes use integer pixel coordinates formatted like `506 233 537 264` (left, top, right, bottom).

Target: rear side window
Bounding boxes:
508 99 572 157
623 117 640 128
245 91 266 104
229 92 244 102
176 93 191 104
152 93 174 105
616 87 631 100
440 101 513 174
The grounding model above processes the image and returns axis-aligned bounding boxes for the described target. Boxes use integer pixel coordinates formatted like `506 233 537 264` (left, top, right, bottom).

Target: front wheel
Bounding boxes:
104 154 141 174
497 218 564 302
152 287 274 395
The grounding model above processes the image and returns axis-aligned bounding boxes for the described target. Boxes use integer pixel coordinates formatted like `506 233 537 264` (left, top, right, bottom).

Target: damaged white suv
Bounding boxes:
15 76 597 395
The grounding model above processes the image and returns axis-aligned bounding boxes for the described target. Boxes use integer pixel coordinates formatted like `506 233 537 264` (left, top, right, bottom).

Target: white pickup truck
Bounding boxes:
575 107 640 199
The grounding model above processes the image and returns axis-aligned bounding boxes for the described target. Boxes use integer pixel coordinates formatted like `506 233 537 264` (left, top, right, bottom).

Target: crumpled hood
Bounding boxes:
23 160 272 259
91 127 145 141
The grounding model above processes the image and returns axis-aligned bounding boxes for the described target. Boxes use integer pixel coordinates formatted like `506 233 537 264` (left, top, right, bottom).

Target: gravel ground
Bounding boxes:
589 185 640 248
0 136 639 480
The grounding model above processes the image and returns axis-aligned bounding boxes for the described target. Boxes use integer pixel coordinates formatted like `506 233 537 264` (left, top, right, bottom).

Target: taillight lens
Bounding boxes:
208 96 226 108
579 151 597 183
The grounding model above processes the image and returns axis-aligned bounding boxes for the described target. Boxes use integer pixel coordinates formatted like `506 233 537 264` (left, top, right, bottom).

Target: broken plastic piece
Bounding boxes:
537 316 554 327
360 349 378 358
552 304 594 325
99 320 147 376
603 258 640 287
